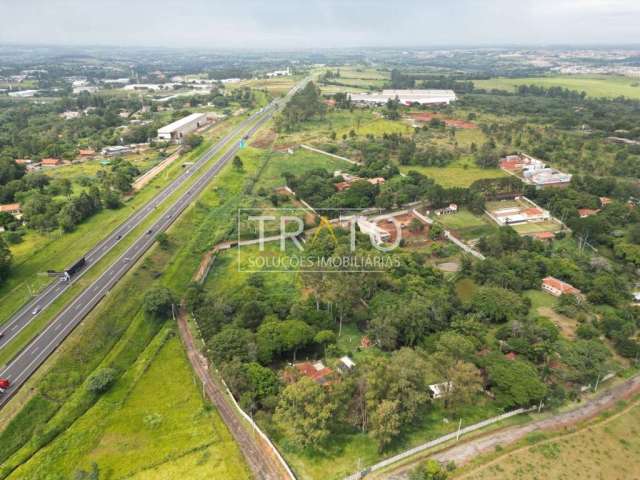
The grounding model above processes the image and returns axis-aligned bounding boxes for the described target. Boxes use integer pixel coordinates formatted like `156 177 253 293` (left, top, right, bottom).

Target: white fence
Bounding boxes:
300 144 361 165
345 406 538 480
444 231 485 260
219 373 298 480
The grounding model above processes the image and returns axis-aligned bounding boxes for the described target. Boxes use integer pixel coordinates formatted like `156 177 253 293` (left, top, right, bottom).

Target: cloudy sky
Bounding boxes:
1 0 639 49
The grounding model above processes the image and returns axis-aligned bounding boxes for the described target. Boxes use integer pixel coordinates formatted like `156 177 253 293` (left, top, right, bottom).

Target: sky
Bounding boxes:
1 0 640 49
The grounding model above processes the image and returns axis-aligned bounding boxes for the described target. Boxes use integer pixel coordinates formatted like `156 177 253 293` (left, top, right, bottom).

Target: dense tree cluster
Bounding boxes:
275 82 326 132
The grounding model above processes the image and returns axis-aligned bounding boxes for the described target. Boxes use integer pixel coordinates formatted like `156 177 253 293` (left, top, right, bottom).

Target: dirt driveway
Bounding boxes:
381 374 640 479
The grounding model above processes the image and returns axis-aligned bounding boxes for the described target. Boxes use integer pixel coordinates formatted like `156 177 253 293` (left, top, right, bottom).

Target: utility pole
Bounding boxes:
594 374 601 392
456 418 462 441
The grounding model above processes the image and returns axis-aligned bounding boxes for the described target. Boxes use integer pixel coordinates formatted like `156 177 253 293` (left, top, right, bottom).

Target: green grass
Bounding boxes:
6 333 250 480
0 120 274 478
257 148 347 190
401 159 507 188
524 290 558 312
436 209 488 231
511 220 563 235
434 209 496 241
280 401 503 480
473 74 640 99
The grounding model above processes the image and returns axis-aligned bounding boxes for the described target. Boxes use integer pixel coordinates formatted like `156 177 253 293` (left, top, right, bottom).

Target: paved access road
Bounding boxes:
0 79 307 407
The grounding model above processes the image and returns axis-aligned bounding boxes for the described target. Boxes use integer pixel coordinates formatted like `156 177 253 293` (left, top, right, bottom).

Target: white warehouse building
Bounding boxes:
157 113 208 142
349 89 457 106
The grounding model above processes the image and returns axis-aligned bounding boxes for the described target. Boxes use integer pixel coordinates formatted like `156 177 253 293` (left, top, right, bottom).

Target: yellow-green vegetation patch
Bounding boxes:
401 161 507 188
457 401 640 480
455 278 478 302
473 74 640 99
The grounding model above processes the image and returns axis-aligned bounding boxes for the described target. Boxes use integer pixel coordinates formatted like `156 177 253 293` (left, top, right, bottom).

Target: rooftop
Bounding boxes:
158 112 207 134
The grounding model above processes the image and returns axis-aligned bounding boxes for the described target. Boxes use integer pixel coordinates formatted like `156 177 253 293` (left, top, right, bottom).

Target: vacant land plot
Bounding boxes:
457 399 640 480
435 209 496 240
230 77 300 96
511 220 563 235
473 74 640 99
401 160 507 188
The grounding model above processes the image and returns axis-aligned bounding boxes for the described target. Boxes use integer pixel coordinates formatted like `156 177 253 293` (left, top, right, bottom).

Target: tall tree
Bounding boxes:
274 378 336 448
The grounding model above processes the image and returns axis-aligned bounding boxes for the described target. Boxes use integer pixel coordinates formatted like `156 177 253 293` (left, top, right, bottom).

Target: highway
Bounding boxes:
0 79 306 407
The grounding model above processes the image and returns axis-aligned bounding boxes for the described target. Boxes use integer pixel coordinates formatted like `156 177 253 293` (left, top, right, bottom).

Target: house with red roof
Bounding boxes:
293 361 334 386
542 276 581 297
578 208 600 218
41 158 61 167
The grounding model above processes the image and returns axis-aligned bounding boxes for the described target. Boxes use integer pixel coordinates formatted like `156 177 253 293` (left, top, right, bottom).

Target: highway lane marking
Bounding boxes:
0 113 262 335
0 99 287 388
9 249 143 385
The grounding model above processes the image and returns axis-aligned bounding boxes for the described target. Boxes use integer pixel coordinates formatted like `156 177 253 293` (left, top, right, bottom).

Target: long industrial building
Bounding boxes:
157 112 208 142
349 89 457 105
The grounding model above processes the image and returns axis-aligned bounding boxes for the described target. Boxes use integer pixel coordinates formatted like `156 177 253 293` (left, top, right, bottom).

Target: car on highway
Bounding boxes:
0 378 10 394
31 306 41 315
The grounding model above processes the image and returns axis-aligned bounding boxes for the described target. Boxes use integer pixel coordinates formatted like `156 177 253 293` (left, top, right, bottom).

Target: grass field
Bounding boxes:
435 209 496 241
401 159 507 188
511 220 563 235
456 399 640 480
5 334 250 480
473 74 640 99
0 124 270 479
257 148 347 190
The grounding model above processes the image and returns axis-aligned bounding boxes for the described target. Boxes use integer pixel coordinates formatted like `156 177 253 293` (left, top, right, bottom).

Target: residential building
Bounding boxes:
523 168 572 189
435 203 458 216
293 361 334 385
357 216 391 245
0 203 21 218
542 276 581 297
41 158 61 167
492 206 550 225
349 89 457 106
500 153 546 172
578 208 600 218
157 112 208 142
337 356 356 374
428 382 453 399
78 149 96 157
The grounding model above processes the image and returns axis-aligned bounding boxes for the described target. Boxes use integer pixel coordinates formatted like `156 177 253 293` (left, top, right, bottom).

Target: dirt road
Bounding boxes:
177 308 290 479
381 374 640 479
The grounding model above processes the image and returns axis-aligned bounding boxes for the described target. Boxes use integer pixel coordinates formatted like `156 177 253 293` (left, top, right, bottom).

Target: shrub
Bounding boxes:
86 368 116 394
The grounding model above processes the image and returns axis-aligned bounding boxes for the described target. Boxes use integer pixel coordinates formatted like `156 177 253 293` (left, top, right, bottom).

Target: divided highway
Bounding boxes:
0 80 305 407
0 111 262 352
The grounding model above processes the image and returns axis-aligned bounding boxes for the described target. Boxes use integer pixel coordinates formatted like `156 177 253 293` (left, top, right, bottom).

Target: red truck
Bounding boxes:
0 378 10 393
